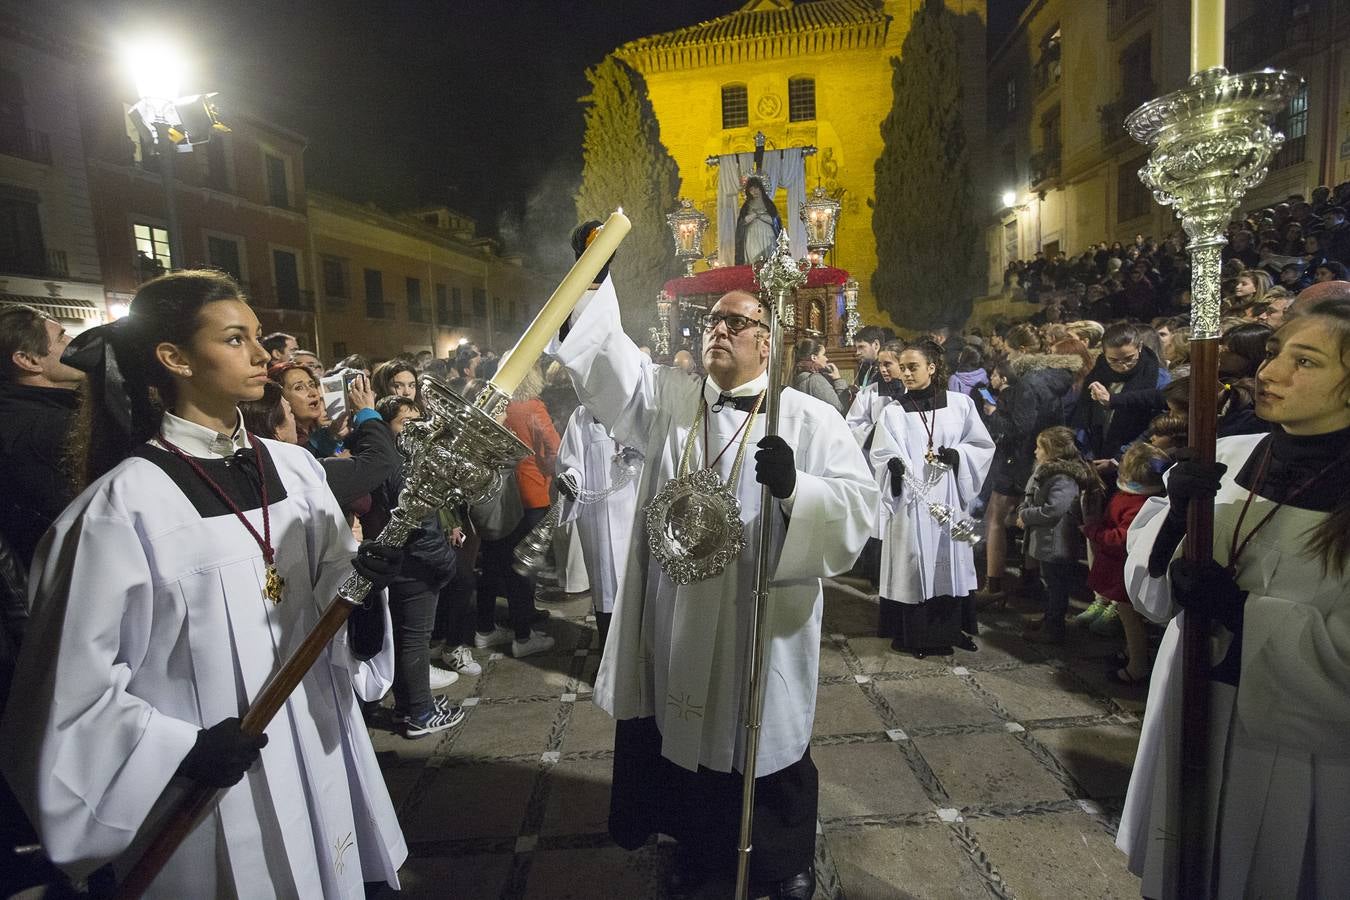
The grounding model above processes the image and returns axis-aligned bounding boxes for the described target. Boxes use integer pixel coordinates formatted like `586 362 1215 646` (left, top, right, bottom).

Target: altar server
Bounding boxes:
555 405 643 645
844 339 905 446
871 341 994 658
551 241 875 898
0 271 407 898
1117 298 1350 899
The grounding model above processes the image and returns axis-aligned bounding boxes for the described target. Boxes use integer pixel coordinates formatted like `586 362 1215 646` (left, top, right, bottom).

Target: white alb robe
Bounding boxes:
1118 434 1350 899
869 393 994 604
552 279 877 776
0 419 406 899
556 405 641 614
845 381 898 448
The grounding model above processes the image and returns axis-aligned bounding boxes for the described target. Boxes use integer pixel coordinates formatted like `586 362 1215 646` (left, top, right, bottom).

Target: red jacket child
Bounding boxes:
1083 489 1152 604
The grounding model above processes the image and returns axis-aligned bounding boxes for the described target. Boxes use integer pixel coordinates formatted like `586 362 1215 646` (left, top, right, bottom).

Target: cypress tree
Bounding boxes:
576 55 678 339
872 0 980 330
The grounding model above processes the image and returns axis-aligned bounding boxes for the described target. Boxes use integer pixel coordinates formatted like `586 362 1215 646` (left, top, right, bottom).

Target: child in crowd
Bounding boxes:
1145 412 1189 456
1080 441 1170 682
1017 426 1101 644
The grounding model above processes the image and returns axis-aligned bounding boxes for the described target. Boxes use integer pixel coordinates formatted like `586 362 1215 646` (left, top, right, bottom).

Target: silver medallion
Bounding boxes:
645 467 746 585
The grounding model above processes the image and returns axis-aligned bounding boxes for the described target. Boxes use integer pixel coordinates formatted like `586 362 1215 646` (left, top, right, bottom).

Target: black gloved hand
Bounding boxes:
347 586 387 661
570 219 614 285
755 435 796 500
353 541 406 592
556 473 579 501
1169 558 1247 632
1165 454 1227 518
888 457 906 497
935 447 960 473
177 717 268 788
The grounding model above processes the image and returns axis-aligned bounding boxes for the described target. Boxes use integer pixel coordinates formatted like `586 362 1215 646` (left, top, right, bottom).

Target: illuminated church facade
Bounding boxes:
615 0 987 330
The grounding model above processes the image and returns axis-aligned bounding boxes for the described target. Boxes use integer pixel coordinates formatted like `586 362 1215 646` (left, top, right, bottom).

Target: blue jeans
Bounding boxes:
389 578 439 718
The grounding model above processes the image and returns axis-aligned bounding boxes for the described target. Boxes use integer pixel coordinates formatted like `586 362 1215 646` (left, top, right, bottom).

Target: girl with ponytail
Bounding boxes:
1 271 411 897
1118 297 1350 897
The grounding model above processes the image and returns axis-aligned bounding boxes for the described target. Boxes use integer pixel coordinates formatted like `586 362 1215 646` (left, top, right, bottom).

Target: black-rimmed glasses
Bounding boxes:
700 312 767 334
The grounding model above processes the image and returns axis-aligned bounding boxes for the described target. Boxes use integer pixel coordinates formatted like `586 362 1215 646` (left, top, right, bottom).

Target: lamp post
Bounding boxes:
125 37 189 272
799 186 841 267
665 198 710 277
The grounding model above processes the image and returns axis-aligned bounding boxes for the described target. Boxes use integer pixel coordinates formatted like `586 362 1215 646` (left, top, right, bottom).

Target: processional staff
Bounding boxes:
111 212 631 900
1123 2 1300 895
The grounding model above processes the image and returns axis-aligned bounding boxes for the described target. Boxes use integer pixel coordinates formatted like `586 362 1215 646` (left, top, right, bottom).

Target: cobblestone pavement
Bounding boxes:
371 579 1147 899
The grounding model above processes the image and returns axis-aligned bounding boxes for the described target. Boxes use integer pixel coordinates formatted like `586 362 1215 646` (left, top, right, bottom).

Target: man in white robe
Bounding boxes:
555 405 643 644
0 414 406 898
551 274 876 897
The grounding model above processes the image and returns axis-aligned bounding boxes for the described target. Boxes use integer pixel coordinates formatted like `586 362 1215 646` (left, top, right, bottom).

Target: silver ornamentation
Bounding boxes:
645 467 748 585
338 375 531 606
898 459 982 545
1125 68 1303 341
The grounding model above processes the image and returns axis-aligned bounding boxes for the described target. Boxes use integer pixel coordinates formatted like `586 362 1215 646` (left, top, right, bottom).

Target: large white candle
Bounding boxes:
1190 0 1225 73
490 210 631 395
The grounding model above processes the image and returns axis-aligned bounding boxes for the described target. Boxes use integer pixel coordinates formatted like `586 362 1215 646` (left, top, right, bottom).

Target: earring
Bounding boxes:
181 368 193 377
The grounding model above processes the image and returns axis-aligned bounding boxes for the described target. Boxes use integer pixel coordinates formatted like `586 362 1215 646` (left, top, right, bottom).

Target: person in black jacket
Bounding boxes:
0 306 83 569
977 325 1082 604
368 396 464 738
1073 322 1170 472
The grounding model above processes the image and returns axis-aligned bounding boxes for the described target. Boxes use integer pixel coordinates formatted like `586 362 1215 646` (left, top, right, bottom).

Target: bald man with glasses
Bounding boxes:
549 231 875 898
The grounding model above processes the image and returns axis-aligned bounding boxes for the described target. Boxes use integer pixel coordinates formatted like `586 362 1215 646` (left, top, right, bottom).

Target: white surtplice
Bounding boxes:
1118 434 1350 899
869 393 993 605
844 381 895 448
556 405 641 614
0 419 406 899
551 279 876 776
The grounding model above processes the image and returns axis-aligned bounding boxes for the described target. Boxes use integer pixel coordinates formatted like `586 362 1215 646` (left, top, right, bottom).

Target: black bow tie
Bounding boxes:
710 392 761 413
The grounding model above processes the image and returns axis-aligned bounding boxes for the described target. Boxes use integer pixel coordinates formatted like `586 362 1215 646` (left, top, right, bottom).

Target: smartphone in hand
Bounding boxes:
320 372 349 421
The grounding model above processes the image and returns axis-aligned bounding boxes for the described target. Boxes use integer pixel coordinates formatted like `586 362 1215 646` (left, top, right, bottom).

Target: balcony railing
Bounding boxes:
1107 0 1156 37
0 127 52 165
1100 85 1154 149
1 246 68 278
250 282 315 312
1030 149 1062 188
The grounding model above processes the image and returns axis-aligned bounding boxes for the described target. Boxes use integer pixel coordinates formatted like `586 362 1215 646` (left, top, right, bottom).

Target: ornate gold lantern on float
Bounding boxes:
799 185 840 267
666 198 710 277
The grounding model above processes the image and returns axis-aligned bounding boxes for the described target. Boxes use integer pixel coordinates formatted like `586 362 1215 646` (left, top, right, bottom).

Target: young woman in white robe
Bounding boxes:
870 342 994 658
555 404 642 644
0 271 407 898
848 341 905 585
1118 299 1350 899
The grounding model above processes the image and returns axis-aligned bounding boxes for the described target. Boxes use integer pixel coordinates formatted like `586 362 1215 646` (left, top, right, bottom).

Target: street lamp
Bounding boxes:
1001 190 1018 209
799 186 841 267
665 198 710 277
122 36 192 273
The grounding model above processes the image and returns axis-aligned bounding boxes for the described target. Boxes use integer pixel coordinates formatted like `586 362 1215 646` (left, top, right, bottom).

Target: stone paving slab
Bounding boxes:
375 579 1146 898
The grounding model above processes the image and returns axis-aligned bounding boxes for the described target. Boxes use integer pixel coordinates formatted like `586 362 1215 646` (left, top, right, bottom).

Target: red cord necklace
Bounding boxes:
158 433 285 604
702 391 765 471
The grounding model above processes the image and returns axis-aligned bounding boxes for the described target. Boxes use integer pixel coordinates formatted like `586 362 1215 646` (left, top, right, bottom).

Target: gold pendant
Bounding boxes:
265 564 286 604
924 449 938 465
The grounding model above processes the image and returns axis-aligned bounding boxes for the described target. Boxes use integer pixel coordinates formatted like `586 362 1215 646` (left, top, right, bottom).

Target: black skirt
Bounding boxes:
878 594 977 651
608 716 817 882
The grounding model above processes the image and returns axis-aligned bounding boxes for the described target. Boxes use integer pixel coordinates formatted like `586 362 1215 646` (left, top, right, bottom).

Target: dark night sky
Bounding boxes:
47 0 1026 266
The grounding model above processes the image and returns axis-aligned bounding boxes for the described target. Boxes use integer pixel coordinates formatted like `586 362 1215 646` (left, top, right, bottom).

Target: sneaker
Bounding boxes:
393 694 453 725
511 630 555 658
403 703 466 739
428 665 459 691
474 625 514 649
1073 598 1109 627
1089 603 1122 636
441 645 483 677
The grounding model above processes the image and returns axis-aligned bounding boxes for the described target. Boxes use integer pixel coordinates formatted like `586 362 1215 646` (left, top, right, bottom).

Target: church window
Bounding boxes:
788 77 816 122
721 84 748 129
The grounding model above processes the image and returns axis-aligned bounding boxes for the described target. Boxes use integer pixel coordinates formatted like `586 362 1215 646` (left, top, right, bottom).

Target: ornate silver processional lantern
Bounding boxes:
799 185 840 267
666 198 710 277
1124 64 1302 898
842 278 860 345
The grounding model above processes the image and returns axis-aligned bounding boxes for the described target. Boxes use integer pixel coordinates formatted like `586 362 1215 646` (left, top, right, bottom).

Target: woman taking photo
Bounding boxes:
0 271 407 897
1118 298 1350 898
871 341 994 658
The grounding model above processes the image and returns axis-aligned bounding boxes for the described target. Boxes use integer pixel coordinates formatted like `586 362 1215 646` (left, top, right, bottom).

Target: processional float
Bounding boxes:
1123 2 1299 895
111 213 632 900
